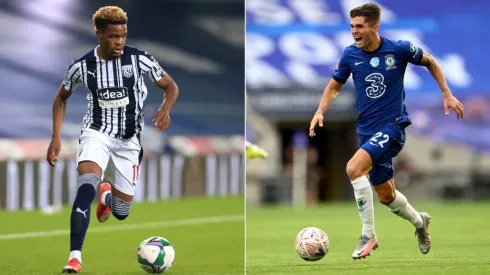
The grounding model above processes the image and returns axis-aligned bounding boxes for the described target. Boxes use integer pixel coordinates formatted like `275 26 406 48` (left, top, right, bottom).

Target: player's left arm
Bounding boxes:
154 74 179 114
418 52 464 119
152 74 179 132
139 52 180 131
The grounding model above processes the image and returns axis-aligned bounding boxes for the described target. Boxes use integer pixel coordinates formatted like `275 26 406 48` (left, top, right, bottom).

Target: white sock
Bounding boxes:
388 190 423 228
351 175 375 238
69 250 82 263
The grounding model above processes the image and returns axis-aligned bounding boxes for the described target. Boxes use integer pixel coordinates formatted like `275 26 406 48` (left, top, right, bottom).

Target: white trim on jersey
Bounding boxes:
116 58 126 137
62 62 82 93
139 54 165 82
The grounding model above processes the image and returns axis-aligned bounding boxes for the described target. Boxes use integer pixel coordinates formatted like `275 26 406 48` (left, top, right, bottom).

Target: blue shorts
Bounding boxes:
358 123 407 185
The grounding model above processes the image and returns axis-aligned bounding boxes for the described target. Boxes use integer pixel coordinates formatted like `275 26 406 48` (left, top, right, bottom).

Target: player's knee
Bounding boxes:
111 196 132 220
78 173 100 189
346 152 372 181
77 161 102 178
346 161 364 181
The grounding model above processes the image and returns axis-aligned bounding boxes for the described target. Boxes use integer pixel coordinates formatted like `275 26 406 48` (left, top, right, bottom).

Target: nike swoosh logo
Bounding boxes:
355 61 364 65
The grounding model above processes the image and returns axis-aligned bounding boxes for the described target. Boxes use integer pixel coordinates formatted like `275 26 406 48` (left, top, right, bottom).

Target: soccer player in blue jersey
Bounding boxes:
309 3 464 260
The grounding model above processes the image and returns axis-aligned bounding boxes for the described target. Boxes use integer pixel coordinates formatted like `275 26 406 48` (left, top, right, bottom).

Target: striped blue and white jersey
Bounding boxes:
61 45 166 139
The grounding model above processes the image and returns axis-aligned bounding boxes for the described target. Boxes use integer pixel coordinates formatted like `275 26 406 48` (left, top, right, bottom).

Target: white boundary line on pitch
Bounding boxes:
0 215 243 240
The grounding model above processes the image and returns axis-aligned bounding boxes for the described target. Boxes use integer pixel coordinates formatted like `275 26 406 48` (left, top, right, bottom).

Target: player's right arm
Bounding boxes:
47 61 81 166
309 79 344 137
52 86 72 140
309 51 350 137
315 78 344 116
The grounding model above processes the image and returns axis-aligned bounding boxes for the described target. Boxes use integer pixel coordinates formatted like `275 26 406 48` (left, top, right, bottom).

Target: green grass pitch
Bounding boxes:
0 196 244 274
246 201 490 274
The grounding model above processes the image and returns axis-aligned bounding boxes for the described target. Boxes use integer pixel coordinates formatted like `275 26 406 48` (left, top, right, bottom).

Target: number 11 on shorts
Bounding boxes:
132 165 139 185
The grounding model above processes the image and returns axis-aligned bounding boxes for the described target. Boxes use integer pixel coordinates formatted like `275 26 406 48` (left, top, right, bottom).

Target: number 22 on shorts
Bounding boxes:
369 132 389 148
132 165 139 185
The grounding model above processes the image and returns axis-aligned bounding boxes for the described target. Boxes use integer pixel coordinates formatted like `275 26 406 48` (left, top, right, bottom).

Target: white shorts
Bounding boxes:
76 129 143 196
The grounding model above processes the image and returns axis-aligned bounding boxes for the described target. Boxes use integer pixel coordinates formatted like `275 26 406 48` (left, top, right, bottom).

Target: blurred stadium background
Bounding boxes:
246 0 489 206
246 1 490 273
0 0 245 273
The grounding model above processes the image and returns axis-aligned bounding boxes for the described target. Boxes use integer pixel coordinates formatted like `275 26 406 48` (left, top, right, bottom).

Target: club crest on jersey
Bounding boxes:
384 54 396 70
370 57 379 67
122 65 133 78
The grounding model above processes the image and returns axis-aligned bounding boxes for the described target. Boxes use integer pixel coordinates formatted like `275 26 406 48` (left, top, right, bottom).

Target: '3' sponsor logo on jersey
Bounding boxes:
365 73 387 99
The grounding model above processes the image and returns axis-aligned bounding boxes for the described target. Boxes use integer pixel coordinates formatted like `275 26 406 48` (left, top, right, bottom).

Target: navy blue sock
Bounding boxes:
70 173 99 251
104 192 112 208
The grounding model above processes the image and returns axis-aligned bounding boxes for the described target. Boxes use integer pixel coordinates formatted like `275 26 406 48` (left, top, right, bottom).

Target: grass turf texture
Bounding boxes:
0 196 244 274
246 201 490 274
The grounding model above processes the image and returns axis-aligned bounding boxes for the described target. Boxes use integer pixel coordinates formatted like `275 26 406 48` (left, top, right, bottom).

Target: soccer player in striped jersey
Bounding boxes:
45 6 179 273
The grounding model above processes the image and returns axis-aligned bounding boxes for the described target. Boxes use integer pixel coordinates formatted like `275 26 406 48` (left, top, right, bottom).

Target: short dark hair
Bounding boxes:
93 6 128 31
350 3 381 26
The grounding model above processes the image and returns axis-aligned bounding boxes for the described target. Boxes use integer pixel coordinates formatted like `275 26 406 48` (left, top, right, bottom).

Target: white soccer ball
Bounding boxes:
137 236 175 273
295 227 330 261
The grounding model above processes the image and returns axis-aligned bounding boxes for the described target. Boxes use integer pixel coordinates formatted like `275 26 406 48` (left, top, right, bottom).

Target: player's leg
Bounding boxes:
371 128 431 254
345 148 378 259
95 158 116 223
104 162 138 221
373 177 431 254
374 178 423 227
100 180 134 220
97 163 135 222
97 137 141 222
98 161 135 222
63 131 110 273
348 126 409 260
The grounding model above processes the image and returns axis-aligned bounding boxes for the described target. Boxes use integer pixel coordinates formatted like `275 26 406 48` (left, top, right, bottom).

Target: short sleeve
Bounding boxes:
138 52 166 82
61 61 82 92
331 48 351 84
398 40 424 65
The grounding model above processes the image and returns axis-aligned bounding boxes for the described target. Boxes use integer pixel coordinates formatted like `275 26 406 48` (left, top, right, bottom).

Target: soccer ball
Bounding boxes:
295 227 329 261
137 236 175 273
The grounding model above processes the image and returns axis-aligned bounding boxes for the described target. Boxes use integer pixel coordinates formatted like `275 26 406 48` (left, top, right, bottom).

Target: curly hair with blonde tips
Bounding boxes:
92 6 128 31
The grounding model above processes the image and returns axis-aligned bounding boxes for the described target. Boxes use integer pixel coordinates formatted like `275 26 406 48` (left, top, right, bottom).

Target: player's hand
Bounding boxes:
444 94 464 119
309 113 324 137
153 108 171 132
47 136 61 167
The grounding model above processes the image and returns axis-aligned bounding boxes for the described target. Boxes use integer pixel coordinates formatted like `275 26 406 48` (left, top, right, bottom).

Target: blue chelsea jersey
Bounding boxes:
332 37 424 136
